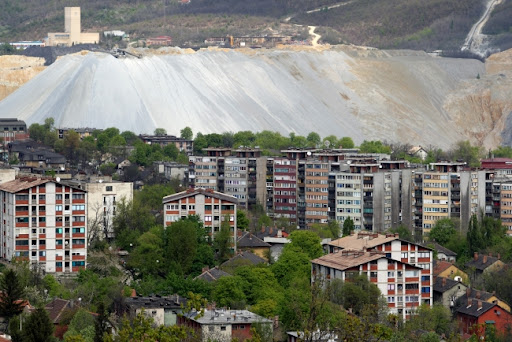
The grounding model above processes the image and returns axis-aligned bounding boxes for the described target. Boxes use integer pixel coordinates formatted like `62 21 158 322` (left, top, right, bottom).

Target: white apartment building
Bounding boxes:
0 178 87 273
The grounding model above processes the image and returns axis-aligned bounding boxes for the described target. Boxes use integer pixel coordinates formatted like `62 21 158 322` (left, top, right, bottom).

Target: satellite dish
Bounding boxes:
56 177 61 182
346 161 352 165
99 179 103 183
454 276 462 282
307 151 312 156
324 140 331 148
60 166 65 171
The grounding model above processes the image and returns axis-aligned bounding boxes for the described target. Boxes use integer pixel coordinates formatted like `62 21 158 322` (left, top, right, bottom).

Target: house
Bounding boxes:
311 250 424 320
0 177 88 273
455 288 511 313
8 140 66 170
327 232 433 306
221 251 266 274
263 236 290 261
433 277 468 310
163 188 238 249
408 146 428 161
194 266 231 283
0 119 28 143
178 308 272 342
465 252 505 280
45 298 72 338
455 299 512 337
237 232 270 260
113 157 131 176
139 134 193 155
428 242 457 262
153 161 188 182
125 294 187 326
433 260 468 284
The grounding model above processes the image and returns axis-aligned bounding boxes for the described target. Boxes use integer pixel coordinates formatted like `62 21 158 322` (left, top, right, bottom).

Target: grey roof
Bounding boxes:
433 277 465 293
465 254 502 271
162 187 238 205
429 242 457 257
221 251 266 268
194 267 231 283
125 294 187 310
455 299 496 318
182 309 271 325
237 232 271 249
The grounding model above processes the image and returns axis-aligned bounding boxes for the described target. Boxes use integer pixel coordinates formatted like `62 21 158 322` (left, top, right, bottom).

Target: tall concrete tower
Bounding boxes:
65 7 81 45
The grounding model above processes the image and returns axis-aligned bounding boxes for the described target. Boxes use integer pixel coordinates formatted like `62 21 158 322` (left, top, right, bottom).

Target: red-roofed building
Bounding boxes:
0 177 87 273
481 158 512 170
311 250 423 320
455 299 512 337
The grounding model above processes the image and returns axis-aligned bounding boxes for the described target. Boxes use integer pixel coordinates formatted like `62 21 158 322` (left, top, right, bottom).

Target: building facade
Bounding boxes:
47 7 99 47
163 188 238 248
312 250 423 320
0 178 87 273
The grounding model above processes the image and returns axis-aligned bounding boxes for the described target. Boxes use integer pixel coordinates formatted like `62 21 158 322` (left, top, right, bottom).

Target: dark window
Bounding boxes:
106 186 113 191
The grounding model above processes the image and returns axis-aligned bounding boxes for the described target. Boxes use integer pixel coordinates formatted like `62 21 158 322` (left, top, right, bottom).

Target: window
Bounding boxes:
401 252 408 259
72 193 84 200
220 326 226 331
405 284 419 290
72 239 85 245
39 195 45 201
56 194 62 200
387 296 395 303
188 205 195 210
39 251 46 256
39 240 46 245
72 261 85 267
106 186 113 192
56 228 63 234
72 227 85 233
387 284 395 291
72 216 85 222
72 205 85 211
387 271 395 277
421 287 430 293
56 240 63 245
15 240 29 246
56 205 63 211
38 217 46 222
421 276 429 282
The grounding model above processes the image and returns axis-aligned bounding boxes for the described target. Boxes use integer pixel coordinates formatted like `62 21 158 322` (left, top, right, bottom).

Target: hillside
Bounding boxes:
2 46 511 149
1 0 511 52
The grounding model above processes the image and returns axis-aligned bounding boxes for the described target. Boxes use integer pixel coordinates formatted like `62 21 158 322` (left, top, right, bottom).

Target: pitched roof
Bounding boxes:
455 299 496 318
255 226 289 239
45 298 71 324
162 187 238 205
433 277 465 293
465 254 502 271
429 242 457 257
433 260 457 276
327 232 399 250
125 294 187 309
311 251 385 270
194 267 231 283
221 251 266 268
237 232 271 248
0 177 50 193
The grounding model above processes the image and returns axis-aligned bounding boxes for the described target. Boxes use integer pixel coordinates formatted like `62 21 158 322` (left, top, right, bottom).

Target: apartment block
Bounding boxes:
327 232 433 308
189 148 265 209
163 188 238 248
0 178 87 273
312 250 424 320
270 157 298 222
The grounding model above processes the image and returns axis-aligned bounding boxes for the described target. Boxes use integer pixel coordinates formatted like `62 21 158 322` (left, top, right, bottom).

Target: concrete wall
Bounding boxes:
373 173 385 232
401 169 413 230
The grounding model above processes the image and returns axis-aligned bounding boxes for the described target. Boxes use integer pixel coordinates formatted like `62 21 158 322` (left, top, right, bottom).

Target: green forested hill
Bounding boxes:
1 0 511 51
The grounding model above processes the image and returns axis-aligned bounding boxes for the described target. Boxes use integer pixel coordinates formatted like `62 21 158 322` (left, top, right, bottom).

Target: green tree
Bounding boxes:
288 230 323 259
359 140 392 154
22 307 55 342
63 308 95 342
180 127 193 140
390 224 413 241
339 137 355 148
0 269 25 323
323 135 338 148
342 217 354 237
429 218 456 245
94 302 109 342
306 132 321 147
164 219 198 274
113 198 156 250
154 128 167 136
237 210 250 231
233 131 256 147
467 215 483 255
492 146 512 158
271 247 311 288
329 276 383 316
212 276 247 309
214 218 232 263
128 228 165 277
451 140 483 168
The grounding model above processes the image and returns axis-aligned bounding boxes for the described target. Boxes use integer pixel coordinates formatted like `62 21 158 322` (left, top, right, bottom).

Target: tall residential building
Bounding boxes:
312 250 424 320
47 7 100 47
163 188 238 248
0 119 28 143
0 178 87 273
189 148 265 209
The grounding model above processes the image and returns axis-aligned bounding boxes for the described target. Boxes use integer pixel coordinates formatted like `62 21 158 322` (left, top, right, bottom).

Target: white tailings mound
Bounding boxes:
0 47 491 148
